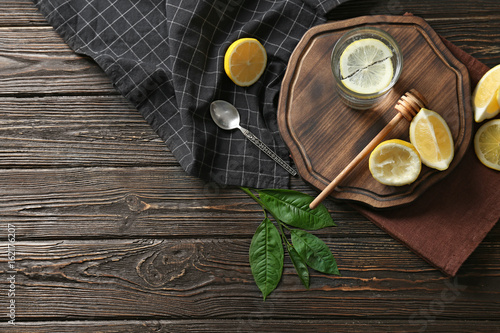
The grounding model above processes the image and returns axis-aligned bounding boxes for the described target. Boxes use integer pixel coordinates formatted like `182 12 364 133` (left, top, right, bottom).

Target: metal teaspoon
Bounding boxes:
210 100 297 176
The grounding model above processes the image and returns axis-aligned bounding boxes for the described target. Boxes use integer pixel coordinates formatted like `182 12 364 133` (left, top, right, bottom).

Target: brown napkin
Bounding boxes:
354 33 500 276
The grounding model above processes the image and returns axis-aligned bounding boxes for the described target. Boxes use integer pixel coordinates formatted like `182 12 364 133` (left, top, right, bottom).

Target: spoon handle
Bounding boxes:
239 127 297 176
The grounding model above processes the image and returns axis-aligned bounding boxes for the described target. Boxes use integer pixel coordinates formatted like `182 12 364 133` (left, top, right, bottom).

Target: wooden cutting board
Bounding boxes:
278 15 472 209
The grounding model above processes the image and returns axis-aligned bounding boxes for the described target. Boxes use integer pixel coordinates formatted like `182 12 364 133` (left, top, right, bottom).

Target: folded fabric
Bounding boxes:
354 33 500 276
33 0 348 189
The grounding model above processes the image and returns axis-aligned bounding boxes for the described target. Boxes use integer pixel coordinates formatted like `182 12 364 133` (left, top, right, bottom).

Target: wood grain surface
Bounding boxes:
278 15 472 208
0 0 499 332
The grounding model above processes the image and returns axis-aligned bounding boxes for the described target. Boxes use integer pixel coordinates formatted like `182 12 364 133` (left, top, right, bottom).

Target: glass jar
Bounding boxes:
331 27 403 110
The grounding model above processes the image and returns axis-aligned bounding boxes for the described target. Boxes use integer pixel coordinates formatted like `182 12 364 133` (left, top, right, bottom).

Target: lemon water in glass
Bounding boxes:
331 27 403 110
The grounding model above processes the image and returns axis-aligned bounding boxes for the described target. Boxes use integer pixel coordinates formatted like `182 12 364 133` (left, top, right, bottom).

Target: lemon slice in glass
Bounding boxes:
369 139 421 186
224 38 267 87
409 108 454 171
472 64 500 122
339 38 394 94
474 119 500 171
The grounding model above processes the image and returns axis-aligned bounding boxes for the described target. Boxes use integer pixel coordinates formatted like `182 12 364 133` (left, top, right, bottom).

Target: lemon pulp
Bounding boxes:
224 38 267 87
369 139 421 186
409 108 454 171
339 38 394 95
474 119 500 171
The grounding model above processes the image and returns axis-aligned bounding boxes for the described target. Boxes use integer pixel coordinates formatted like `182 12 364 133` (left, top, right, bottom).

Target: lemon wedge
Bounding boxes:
472 64 500 122
224 38 267 87
409 108 454 171
497 87 500 109
369 139 421 186
474 119 500 171
339 38 394 94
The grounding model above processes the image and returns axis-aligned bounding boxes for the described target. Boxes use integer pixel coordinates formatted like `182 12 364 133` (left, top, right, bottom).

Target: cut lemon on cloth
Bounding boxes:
472 64 500 122
224 38 267 87
474 119 500 171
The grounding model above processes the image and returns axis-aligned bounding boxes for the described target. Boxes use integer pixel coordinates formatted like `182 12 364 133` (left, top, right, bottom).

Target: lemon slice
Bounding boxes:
224 38 267 87
369 139 421 186
339 38 394 94
474 119 500 171
472 64 500 122
409 108 454 171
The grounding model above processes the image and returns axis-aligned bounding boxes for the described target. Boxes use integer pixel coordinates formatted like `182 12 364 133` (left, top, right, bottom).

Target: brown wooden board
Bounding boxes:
278 15 472 208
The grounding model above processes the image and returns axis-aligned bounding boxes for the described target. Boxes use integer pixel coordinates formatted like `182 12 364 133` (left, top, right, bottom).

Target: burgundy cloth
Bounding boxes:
354 29 500 276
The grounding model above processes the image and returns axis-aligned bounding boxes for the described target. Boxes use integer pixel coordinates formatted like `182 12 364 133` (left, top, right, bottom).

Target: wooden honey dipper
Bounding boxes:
309 89 428 210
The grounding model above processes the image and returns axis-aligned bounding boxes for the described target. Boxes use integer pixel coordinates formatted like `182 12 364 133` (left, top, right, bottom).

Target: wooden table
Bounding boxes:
1 1 499 332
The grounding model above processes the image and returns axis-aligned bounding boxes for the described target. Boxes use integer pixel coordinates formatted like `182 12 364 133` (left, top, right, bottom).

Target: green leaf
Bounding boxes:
291 229 340 276
257 189 335 230
286 244 310 289
249 218 284 300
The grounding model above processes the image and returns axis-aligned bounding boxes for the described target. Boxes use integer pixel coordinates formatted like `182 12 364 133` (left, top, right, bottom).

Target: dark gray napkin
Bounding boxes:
33 0 348 189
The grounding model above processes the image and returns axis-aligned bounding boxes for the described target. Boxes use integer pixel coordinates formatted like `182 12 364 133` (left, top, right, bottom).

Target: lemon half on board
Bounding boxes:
339 38 394 94
224 38 267 87
472 64 500 122
409 108 454 171
369 139 421 186
474 119 500 171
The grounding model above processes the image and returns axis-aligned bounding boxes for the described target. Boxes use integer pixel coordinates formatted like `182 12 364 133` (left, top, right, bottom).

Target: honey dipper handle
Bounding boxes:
309 112 405 210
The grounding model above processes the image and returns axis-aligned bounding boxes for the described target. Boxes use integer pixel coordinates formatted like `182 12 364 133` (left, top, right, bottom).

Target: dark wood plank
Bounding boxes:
0 27 116 96
2 320 500 332
327 0 500 20
0 0 47 26
5 0 499 29
2 238 499 320
421 17 500 67
0 23 499 98
0 167 379 239
1 166 499 240
0 96 176 168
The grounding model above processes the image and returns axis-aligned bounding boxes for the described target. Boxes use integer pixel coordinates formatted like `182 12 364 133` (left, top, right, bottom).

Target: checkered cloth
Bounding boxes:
33 0 348 189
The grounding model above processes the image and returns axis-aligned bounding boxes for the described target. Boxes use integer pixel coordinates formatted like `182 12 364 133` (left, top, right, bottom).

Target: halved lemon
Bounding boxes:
472 64 500 122
474 119 500 171
339 38 394 94
224 38 267 87
409 108 454 171
369 139 421 186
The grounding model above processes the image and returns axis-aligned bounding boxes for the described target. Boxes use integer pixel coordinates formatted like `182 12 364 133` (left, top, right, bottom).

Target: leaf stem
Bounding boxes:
241 187 291 246
276 219 292 247
240 187 265 207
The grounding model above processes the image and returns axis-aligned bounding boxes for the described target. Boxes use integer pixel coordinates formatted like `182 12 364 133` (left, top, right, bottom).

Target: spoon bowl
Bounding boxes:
210 100 241 130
